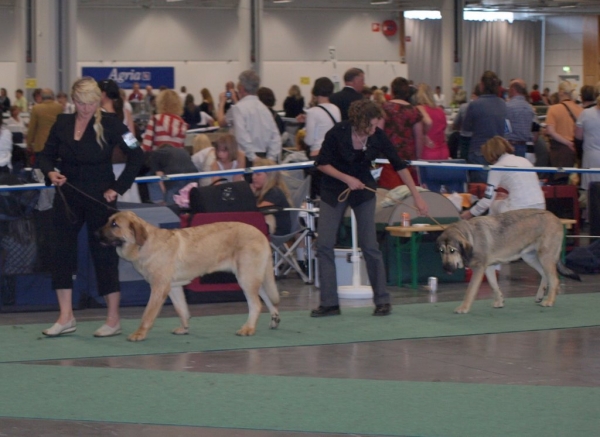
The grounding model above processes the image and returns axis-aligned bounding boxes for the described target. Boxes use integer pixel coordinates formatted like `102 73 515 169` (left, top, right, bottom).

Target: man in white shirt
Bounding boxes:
229 70 282 164
433 86 446 108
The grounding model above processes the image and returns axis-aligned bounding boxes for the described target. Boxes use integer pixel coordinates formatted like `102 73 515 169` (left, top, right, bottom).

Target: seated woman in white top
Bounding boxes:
460 136 545 219
301 77 341 158
210 133 246 183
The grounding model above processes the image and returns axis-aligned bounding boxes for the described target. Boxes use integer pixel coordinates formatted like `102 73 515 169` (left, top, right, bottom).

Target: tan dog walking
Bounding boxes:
97 211 280 341
436 209 580 314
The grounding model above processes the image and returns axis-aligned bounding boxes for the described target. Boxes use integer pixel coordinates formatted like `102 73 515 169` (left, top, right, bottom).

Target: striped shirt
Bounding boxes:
142 113 188 151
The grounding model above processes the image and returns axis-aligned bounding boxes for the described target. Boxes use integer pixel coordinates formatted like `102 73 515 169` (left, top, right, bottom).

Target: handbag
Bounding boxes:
188 179 257 213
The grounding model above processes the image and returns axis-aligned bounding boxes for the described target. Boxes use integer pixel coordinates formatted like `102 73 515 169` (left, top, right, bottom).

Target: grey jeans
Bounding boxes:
316 197 389 307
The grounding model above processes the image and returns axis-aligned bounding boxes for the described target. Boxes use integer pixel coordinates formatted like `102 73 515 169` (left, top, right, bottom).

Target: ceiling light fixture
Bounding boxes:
371 0 393 4
273 0 293 3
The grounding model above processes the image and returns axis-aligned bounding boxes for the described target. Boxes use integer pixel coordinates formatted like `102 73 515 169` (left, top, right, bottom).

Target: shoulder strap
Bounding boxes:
560 102 577 122
317 105 337 124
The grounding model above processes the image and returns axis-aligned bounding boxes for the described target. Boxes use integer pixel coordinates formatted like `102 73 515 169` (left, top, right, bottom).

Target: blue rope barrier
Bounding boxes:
1 159 599 192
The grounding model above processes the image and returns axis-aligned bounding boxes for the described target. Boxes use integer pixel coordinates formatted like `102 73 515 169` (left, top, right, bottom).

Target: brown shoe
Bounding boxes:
373 303 392 316
310 305 341 317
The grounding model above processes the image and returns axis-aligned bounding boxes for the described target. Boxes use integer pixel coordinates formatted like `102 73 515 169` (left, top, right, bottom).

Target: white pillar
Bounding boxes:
60 0 78 93
238 0 263 76
440 0 456 102
34 0 60 92
13 0 27 92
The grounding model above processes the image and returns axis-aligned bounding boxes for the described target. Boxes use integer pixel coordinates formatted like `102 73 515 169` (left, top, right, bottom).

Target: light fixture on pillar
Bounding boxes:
273 0 293 3
371 0 393 4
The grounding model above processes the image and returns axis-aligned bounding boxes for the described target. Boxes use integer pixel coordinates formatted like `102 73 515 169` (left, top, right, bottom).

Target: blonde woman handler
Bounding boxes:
38 77 143 337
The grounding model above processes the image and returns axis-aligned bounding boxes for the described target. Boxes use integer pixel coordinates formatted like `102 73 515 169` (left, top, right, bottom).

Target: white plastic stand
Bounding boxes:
338 210 373 299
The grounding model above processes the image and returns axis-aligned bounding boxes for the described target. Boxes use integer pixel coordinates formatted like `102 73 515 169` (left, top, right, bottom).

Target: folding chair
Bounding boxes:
261 175 317 284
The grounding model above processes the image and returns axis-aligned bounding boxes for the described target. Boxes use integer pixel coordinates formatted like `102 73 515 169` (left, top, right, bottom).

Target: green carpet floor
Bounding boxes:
1 363 598 437
1 293 600 363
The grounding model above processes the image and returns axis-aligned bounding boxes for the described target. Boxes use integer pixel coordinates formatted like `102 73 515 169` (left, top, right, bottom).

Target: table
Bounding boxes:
386 218 578 290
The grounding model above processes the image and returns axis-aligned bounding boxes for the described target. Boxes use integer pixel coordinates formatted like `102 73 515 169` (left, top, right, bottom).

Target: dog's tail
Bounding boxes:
557 260 581 282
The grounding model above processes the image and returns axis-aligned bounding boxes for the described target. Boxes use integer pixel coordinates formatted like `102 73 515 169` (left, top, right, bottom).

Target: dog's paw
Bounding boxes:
127 331 147 342
236 325 256 336
269 314 280 329
540 299 554 307
493 300 504 308
535 297 543 303
454 305 470 314
172 326 189 335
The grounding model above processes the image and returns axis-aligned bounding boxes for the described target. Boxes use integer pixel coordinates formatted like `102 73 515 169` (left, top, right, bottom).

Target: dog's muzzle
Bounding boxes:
95 229 123 247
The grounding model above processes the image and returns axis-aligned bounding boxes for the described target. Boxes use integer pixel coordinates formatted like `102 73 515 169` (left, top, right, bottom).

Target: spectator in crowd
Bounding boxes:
250 157 292 237
27 88 63 164
541 87 552 106
311 99 428 318
148 141 197 206
329 68 365 120
258 87 285 135
57 91 75 114
182 94 201 128
144 85 155 113
128 82 144 102
283 85 305 118
575 82 600 194
0 88 11 113
433 85 445 108
530 84 542 105
199 88 215 118
379 77 424 188
451 86 467 107
460 136 544 219
179 86 187 103
227 70 281 164
210 133 246 184
0 118 12 173
463 70 507 183
381 85 391 101
38 77 143 338
141 89 187 151
14 89 27 113
452 85 480 160
99 79 140 203
190 134 216 186
415 83 449 161
6 105 25 129
302 77 341 159
216 81 240 127
505 79 536 157
579 85 597 109
30 89 43 110
545 80 582 184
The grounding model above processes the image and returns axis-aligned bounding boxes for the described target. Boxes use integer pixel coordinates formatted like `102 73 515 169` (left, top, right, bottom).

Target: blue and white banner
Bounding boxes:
81 67 175 89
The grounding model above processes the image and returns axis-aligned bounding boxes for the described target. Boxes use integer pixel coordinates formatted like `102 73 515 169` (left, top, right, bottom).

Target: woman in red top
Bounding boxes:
378 77 425 189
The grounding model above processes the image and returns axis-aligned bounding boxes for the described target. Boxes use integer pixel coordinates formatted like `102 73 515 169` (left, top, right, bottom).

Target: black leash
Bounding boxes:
56 182 120 224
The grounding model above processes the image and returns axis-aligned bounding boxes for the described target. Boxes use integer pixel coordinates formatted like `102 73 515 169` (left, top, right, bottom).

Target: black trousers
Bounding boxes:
51 185 119 296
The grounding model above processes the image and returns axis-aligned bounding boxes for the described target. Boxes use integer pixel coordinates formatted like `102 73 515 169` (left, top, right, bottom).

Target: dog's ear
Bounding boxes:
459 240 473 265
130 219 148 247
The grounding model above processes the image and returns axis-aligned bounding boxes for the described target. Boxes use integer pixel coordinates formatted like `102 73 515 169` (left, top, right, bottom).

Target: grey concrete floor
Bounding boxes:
0 261 599 437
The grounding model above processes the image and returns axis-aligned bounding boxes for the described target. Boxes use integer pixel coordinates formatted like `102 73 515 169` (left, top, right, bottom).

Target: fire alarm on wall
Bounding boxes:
382 20 397 37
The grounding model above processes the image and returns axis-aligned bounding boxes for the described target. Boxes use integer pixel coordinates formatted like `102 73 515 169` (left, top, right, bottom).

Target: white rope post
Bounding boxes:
338 210 373 299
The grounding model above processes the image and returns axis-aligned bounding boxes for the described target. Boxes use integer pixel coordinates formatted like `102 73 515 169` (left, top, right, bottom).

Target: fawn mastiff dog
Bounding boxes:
97 210 280 341
436 209 580 314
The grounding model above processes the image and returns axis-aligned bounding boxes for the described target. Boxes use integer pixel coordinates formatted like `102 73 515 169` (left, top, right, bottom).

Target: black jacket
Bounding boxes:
329 87 363 121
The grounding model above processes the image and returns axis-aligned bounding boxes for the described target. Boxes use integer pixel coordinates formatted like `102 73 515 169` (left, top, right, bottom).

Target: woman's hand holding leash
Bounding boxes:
344 175 365 191
414 196 429 217
104 189 118 203
49 171 67 187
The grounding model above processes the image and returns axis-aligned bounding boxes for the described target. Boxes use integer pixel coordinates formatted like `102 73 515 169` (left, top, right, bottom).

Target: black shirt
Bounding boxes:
39 113 143 196
316 121 407 207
